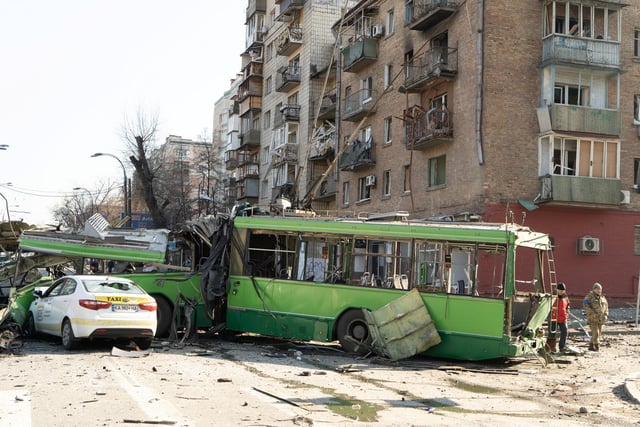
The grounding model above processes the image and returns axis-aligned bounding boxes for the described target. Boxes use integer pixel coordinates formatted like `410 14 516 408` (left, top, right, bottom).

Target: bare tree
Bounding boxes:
52 182 119 231
120 109 168 228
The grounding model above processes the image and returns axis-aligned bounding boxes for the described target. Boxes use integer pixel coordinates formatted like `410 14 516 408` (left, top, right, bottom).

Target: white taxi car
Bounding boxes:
24 275 157 350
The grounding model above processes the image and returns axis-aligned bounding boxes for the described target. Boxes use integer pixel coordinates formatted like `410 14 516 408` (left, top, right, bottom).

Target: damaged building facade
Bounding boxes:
214 0 640 303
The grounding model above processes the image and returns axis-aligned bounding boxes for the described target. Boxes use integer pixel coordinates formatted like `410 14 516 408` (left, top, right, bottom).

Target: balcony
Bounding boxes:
343 89 377 122
276 0 305 21
226 148 259 171
309 136 335 161
236 179 259 201
308 174 337 200
315 92 337 121
224 150 238 170
237 78 262 103
339 138 375 171
236 163 260 181
342 37 379 73
239 129 261 148
276 65 301 92
281 104 300 122
406 0 461 31
246 0 266 21
404 106 453 150
271 143 298 167
548 104 621 136
539 175 622 206
276 27 303 56
541 35 620 69
241 60 263 80
403 47 458 93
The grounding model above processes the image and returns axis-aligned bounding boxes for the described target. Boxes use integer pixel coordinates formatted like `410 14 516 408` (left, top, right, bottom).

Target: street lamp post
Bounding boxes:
73 187 94 215
91 152 130 227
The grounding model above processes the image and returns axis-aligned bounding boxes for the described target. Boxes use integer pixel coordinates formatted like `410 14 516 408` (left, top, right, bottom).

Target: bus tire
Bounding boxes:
153 295 172 338
336 309 372 355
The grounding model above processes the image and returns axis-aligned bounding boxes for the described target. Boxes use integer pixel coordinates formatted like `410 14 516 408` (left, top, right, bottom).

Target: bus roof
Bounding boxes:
232 215 551 250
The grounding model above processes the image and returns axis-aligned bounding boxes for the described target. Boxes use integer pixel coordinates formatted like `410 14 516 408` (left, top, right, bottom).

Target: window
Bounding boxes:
265 76 272 95
428 155 446 187
360 76 373 100
539 135 619 178
263 110 271 129
343 181 350 205
404 50 413 79
386 9 394 35
635 30 640 57
266 42 273 62
634 159 640 190
554 84 588 106
262 179 269 198
358 177 371 201
383 117 392 144
384 64 392 89
402 165 411 192
635 94 640 123
382 170 391 196
262 146 270 165
288 92 298 105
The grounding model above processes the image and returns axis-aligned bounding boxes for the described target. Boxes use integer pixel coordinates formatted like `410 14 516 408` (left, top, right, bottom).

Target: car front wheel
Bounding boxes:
23 313 37 338
61 319 79 350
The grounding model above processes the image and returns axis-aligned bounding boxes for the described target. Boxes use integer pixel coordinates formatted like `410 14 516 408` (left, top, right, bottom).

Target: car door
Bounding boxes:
36 278 75 335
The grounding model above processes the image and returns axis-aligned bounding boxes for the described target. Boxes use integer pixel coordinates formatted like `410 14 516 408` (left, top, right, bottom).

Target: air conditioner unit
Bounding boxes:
621 190 631 205
371 24 384 38
578 236 600 254
365 175 376 187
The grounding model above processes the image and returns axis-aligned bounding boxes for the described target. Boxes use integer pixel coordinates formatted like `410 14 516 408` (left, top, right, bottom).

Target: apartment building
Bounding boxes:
217 0 640 301
333 0 640 302
158 135 218 225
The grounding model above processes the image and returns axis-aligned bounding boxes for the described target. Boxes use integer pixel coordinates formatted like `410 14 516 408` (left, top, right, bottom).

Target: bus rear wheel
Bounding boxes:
337 309 372 355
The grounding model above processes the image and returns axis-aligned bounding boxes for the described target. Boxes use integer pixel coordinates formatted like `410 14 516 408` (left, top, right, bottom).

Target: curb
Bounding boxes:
625 373 640 404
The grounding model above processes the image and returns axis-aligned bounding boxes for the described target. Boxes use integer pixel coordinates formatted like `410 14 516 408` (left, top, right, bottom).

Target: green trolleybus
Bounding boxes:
11 210 555 361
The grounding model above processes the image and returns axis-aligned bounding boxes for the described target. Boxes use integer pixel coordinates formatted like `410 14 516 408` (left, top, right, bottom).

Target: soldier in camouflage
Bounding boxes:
583 282 608 351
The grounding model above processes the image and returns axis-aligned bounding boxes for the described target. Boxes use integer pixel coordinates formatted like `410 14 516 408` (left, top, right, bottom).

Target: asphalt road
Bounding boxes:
0 311 639 427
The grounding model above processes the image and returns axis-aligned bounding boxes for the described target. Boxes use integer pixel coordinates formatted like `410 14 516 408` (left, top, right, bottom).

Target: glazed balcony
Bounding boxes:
246 0 266 21
237 78 262 103
276 0 305 21
276 27 303 56
342 37 379 73
224 150 238 170
403 47 458 93
239 129 261 149
343 89 377 122
241 60 263 80
541 35 620 69
236 179 259 201
339 138 376 171
406 0 461 31
549 104 621 136
404 106 453 150
276 65 301 92
539 175 622 205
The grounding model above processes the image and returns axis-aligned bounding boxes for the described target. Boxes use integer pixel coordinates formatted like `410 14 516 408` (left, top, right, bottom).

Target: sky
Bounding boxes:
0 1 246 225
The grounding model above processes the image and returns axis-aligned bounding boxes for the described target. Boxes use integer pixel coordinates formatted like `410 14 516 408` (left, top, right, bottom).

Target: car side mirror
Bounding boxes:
32 290 43 298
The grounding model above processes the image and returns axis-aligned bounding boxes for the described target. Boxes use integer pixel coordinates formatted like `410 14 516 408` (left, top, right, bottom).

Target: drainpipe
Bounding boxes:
476 0 485 164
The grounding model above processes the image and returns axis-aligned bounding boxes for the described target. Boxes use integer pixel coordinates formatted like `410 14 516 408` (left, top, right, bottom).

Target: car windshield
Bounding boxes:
83 280 145 294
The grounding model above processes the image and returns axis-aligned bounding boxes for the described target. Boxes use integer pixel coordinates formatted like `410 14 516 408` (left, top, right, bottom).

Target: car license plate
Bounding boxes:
112 304 138 312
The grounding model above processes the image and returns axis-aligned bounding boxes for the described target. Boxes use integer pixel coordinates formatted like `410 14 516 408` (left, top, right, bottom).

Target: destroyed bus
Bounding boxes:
11 210 555 361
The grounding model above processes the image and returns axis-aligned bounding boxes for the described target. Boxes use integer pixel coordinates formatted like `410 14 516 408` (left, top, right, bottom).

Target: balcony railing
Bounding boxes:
271 143 298 167
406 0 461 31
539 175 622 205
404 106 453 150
342 37 379 72
343 89 377 122
276 65 301 92
309 132 335 160
339 138 376 171
239 129 261 148
549 104 621 136
276 27 303 56
274 104 300 127
236 164 260 181
404 47 458 92
542 35 620 69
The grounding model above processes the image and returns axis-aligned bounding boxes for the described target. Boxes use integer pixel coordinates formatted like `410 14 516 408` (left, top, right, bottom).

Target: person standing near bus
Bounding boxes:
583 282 608 351
555 282 570 352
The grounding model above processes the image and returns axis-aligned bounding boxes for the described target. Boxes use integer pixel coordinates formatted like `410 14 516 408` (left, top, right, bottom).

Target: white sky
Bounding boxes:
0 1 246 225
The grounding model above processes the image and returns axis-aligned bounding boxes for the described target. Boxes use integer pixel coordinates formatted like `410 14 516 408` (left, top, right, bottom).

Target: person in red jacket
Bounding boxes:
555 282 570 351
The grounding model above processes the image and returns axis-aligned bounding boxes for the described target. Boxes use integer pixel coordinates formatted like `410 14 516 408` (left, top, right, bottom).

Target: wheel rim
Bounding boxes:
347 319 369 343
62 322 72 345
